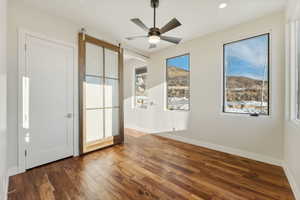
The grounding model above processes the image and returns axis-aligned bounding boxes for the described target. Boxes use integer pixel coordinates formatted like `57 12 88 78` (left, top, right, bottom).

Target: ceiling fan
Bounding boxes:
126 0 182 49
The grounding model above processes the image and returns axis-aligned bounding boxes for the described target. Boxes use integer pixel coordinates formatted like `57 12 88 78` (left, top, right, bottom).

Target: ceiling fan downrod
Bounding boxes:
151 0 159 28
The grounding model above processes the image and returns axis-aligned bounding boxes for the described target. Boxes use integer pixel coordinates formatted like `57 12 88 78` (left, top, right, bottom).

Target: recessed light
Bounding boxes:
219 3 227 9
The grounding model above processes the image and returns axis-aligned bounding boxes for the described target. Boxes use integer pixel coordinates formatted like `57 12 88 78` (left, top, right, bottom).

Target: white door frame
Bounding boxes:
18 29 79 173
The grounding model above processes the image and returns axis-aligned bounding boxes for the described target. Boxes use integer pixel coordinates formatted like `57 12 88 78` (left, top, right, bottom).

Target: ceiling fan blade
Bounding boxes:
131 18 149 32
149 43 157 49
160 18 182 34
160 36 182 44
126 36 148 40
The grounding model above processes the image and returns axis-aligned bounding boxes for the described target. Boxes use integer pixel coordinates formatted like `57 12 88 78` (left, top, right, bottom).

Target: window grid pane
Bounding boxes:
85 76 104 109
104 78 119 108
104 108 119 138
104 49 119 79
85 43 103 76
86 109 104 143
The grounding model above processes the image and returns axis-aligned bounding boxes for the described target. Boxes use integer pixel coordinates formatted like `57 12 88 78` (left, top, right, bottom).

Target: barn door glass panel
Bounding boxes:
104 49 119 138
85 43 104 143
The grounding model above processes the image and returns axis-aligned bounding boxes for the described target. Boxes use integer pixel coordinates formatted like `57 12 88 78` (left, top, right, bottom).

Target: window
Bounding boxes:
135 67 148 109
166 54 190 111
223 34 270 115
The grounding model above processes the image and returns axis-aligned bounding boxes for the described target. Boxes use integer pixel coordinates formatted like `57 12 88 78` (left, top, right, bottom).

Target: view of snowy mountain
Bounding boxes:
224 34 269 115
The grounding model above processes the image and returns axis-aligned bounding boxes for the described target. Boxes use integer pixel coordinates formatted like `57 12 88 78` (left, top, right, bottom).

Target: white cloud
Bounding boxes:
225 35 268 68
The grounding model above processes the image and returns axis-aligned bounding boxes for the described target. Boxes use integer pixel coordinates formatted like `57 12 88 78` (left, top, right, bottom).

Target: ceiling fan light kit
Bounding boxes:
148 35 160 44
126 0 182 49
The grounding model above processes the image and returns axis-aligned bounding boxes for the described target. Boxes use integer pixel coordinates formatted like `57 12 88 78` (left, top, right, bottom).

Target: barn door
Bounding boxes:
78 33 124 154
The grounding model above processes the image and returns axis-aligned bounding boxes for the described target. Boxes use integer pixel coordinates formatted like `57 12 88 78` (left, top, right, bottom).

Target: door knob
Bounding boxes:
66 113 73 118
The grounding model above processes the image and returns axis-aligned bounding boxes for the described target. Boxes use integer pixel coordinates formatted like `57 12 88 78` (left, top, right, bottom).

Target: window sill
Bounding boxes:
289 119 300 127
134 107 148 110
164 108 191 113
219 112 272 119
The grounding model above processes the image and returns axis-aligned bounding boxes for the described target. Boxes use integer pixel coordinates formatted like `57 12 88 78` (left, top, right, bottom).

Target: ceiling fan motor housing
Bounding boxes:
151 0 159 8
148 27 160 37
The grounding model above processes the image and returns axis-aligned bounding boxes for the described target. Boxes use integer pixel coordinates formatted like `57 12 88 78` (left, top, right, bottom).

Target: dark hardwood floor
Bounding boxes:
8 129 295 200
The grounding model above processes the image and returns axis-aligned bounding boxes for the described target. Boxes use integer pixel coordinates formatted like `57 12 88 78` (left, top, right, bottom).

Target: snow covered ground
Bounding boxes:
225 101 268 114
168 97 189 110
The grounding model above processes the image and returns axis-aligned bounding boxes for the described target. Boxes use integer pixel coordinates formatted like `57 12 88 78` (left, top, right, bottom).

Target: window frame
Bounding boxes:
290 21 300 122
296 22 300 121
134 66 148 109
222 33 271 116
166 53 191 111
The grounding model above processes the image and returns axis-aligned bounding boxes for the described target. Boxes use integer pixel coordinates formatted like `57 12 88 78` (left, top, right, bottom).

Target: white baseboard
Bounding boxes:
283 164 300 200
1 166 22 200
7 166 20 177
4 172 8 200
1 170 9 200
125 126 172 134
157 133 283 166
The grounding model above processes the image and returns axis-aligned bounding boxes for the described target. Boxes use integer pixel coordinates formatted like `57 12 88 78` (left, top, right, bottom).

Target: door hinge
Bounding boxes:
25 150 27 157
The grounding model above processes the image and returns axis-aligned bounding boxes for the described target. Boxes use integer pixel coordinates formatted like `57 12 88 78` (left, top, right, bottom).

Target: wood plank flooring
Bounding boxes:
8 129 295 200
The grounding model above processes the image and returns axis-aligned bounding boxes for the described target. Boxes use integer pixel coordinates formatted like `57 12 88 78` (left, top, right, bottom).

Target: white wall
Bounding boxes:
284 122 300 198
124 58 144 129
7 0 120 170
124 58 155 132
124 57 191 133
0 0 7 198
125 12 285 162
284 0 300 198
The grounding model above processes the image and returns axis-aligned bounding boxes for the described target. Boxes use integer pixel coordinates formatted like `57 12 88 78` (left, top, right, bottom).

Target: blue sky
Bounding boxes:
167 55 189 71
225 34 268 80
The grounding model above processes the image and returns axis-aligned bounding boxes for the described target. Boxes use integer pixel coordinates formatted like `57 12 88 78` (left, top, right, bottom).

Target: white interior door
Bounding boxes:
22 34 74 169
